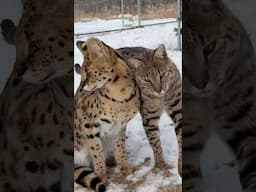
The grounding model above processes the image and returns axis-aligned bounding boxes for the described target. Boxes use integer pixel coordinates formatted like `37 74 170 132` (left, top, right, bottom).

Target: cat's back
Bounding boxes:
117 47 151 60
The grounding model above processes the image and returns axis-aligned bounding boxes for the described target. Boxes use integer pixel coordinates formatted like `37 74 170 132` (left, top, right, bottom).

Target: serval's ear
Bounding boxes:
154 44 168 59
76 41 89 62
76 41 87 53
86 38 117 63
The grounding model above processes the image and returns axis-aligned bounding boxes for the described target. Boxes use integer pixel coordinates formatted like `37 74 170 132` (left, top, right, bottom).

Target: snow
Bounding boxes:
74 18 181 192
75 18 176 34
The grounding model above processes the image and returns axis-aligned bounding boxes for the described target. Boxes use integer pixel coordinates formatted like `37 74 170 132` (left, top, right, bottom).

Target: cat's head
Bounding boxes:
76 38 121 91
128 45 175 97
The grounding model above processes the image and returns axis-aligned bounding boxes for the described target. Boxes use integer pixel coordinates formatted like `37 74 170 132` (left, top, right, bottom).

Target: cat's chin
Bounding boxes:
153 90 166 97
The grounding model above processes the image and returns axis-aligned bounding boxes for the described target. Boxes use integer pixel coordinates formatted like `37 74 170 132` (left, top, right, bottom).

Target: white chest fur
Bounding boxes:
74 121 125 167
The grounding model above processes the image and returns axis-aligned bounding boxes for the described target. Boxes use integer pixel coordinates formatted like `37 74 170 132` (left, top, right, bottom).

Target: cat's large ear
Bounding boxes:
154 44 168 58
86 38 117 63
127 58 143 72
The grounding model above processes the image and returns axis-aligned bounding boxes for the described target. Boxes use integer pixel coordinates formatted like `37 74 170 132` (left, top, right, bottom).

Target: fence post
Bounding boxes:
137 0 141 26
121 0 124 28
177 0 182 50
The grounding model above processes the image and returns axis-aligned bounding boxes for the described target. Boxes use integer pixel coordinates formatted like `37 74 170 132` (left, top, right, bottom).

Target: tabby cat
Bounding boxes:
183 0 256 191
118 45 182 175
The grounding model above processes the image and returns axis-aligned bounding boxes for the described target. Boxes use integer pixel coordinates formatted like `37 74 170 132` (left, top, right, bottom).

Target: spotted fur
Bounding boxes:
74 38 140 191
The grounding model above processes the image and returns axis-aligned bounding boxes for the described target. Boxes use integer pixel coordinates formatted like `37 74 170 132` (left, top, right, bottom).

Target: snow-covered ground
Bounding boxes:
75 18 176 35
74 18 182 192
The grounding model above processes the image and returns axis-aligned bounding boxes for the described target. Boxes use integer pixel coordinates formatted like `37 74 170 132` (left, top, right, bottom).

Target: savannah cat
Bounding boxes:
183 0 256 191
117 45 182 175
0 0 74 191
74 38 140 192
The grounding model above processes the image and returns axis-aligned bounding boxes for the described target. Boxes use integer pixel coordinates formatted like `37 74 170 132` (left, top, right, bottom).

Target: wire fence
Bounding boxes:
74 0 182 49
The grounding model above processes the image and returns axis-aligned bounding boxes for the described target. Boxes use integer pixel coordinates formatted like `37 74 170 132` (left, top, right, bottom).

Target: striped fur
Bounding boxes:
183 0 256 191
118 45 182 175
74 166 105 192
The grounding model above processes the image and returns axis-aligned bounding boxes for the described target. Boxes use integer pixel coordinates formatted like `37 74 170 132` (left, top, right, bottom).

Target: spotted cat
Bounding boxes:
74 38 140 191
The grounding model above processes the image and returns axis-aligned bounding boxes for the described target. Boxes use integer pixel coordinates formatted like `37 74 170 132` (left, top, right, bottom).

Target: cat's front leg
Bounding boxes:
114 129 132 176
84 122 107 182
141 104 168 169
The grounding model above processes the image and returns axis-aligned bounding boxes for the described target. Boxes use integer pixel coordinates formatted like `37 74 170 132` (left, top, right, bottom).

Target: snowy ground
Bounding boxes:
74 18 182 192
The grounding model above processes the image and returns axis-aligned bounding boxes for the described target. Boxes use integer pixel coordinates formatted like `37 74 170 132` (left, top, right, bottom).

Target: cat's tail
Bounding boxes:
74 165 106 192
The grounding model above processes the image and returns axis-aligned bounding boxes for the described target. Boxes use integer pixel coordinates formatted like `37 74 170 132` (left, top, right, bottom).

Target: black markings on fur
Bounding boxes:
170 98 180 108
100 118 111 124
98 184 106 192
94 123 100 127
113 76 119 82
75 166 84 170
25 161 39 173
90 177 101 189
99 90 136 103
227 100 253 122
170 109 181 119
84 124 91 129
87 134 94 139
82 45 87 51
46 159 62 170
75 170 93 184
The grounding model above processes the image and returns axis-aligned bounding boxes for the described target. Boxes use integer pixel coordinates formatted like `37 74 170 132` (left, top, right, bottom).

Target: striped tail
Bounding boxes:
74 166 106 192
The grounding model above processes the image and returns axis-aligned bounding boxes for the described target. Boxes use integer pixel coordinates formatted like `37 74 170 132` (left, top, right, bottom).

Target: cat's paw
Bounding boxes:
155 159 173 169
99 174 108 183
120 165 133 176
